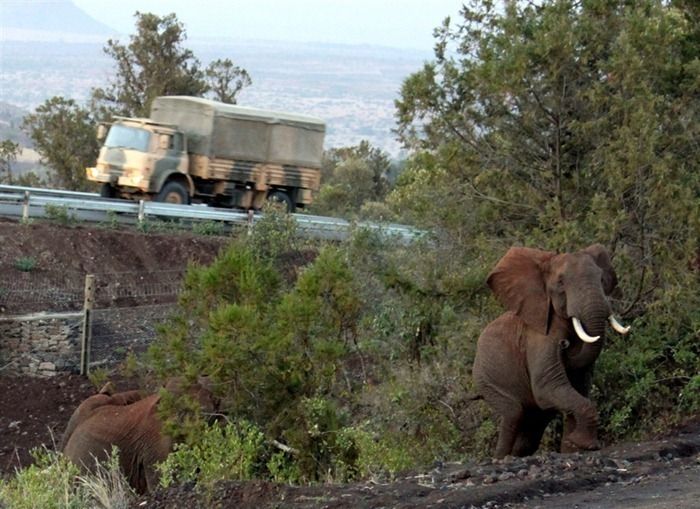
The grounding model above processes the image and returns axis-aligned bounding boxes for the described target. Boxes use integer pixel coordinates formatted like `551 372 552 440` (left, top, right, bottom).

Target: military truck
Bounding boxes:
86 96 325 212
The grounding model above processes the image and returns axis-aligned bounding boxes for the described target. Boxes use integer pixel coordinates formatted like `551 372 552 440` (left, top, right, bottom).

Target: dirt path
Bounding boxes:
141 418 700 508
519 463 700 508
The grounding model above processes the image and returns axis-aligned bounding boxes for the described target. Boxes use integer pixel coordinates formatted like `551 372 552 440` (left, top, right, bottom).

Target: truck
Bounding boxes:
86 96 326 212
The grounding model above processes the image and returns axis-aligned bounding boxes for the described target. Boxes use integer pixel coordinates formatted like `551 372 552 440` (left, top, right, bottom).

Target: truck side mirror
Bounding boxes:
96 124 107 140
159 134 170 150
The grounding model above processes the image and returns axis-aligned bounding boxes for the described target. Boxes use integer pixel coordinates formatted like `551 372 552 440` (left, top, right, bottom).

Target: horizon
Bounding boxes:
0 0 467 51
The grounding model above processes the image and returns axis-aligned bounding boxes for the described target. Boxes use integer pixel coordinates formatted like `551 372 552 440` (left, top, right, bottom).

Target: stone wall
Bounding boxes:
0 312 83 377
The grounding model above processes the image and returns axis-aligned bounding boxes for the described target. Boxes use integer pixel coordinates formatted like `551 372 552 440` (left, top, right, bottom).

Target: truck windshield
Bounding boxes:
104 125 151 152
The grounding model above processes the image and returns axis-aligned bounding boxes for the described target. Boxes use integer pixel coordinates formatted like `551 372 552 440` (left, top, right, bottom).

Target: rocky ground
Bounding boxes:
0 218 698 508
140 418 700 508
2 373 698 508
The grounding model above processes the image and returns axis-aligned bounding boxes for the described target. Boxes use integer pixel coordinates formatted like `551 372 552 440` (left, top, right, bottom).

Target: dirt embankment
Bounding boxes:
1 219 698 508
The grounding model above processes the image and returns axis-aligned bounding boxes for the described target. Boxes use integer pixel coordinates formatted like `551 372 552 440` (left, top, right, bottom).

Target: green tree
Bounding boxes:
0 140 20 184
392 0 700 439
23 12 251 191
313 141 395 217
92 12 251 117
22 97 99 190
205 58 252 104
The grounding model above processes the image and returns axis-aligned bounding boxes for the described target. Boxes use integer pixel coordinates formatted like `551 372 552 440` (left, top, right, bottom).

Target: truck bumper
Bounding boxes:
117 174 150 192
86 167 113 184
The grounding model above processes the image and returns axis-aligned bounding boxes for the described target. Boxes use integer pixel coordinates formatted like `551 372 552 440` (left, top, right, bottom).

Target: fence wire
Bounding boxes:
0 269 185 314
1 270 186 371
89 303 177 369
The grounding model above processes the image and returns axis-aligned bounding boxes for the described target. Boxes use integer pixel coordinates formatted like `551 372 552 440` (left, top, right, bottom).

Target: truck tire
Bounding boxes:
267 190 295 213
156 181 190 205
100 183 116 199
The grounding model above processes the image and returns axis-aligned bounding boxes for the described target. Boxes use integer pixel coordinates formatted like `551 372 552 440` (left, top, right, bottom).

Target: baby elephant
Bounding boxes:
60 378 216 494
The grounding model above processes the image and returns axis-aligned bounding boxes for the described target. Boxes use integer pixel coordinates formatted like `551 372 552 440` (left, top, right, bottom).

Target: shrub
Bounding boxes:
14 256 37 272
158 421 266 489
0 447 134 509
0 447 88 509
44 204 74 225
77 447 136 509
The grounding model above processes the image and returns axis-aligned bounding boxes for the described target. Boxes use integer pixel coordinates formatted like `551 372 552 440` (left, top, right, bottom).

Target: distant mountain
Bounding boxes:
0 0 115 38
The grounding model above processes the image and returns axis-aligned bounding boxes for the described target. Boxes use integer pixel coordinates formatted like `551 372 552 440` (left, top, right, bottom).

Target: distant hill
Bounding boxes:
0 0 115 39
0 102 31 146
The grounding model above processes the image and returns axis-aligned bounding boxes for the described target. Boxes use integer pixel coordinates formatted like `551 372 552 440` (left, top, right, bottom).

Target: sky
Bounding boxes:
72 0 465 50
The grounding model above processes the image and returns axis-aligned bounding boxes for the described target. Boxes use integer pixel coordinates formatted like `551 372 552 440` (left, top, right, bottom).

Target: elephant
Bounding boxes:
472 244 630 458
60 378 217 494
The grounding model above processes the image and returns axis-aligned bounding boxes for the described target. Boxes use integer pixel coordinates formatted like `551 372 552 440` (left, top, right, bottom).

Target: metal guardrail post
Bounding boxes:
80 274 95 375
138 200 146 224
22 191 29 221
247 209 254 235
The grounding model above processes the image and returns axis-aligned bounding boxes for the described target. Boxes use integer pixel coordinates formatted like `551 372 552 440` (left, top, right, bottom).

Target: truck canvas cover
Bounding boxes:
150 96 325 168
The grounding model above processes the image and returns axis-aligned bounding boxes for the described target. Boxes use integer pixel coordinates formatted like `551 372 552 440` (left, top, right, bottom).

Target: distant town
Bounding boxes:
0 37 428 158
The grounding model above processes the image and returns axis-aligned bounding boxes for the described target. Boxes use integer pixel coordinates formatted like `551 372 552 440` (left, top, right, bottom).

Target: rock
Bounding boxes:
498 471 515 481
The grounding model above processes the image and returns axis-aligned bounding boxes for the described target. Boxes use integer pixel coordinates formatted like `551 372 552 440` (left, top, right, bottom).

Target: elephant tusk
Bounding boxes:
572 317 600 343
609 315 631 335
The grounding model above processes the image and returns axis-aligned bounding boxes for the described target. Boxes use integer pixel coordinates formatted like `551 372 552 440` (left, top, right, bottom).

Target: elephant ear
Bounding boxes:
487 247 555 334
581 244 618 295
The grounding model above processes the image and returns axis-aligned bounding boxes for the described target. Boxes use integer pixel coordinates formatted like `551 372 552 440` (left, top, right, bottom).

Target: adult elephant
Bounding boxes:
60 378 217 494
472 244 630 458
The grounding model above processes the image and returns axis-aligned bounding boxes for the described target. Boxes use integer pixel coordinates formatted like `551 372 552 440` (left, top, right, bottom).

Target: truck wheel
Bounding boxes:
100 183 116 199
156 181 190 205
267 190 295 213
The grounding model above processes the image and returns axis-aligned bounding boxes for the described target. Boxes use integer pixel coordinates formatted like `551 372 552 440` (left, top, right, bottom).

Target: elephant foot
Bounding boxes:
562 431 600 453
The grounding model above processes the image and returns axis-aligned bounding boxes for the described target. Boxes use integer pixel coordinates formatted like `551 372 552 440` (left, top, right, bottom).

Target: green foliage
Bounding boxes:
0 447 133 509
312 141 395 218
248 205 301 260
44 204 75 225
0 139 20 184
136 0 700 489
205 59 252 105
87 367 110 390
145 221 490 483
92 12 250 117
14 256 37 272
22 97 99 191
158 421 266 489
0 447 88 509
76 446 136 509
191 220 226 236
391 0 700 443
596 280 700 439
136 218 184 234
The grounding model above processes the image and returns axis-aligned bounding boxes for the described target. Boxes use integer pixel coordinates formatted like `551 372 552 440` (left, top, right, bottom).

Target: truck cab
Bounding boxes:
87 118 192 204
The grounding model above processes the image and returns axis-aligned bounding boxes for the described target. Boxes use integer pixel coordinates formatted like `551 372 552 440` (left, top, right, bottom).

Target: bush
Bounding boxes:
0 447 88 509
0 447 134 509
158 421 266 489
14 256 37 272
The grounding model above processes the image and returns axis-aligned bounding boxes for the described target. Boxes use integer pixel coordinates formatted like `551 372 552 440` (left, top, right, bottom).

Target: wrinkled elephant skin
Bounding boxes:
61 379 215 494
473 244 629 458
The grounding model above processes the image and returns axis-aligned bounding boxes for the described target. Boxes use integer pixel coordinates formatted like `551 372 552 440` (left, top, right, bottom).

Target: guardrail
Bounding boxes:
0 185 424 242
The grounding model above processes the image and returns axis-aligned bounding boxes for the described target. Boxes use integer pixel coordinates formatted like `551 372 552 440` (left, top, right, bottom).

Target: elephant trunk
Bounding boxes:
565 290 610 370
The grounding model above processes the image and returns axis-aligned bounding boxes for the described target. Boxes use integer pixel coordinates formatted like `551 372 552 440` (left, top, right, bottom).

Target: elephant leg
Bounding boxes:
529 345 600 452
536 384 599 451
511 409 554 457
494 406 524 458
560 413 579 453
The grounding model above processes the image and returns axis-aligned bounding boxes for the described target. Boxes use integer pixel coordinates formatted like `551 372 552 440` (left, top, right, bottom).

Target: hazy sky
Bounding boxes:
72 0 464 50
